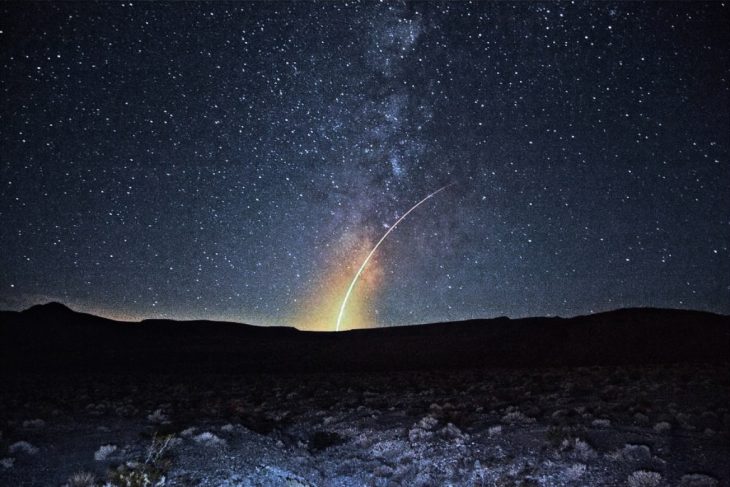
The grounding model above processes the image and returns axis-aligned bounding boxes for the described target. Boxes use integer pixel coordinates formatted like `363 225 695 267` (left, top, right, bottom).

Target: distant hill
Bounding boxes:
1 302 729 374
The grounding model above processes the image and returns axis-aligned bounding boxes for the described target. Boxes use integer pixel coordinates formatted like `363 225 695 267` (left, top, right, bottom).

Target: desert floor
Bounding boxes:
1 363 728 486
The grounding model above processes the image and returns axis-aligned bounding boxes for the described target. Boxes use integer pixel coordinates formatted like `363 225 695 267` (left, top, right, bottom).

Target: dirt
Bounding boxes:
1 363 728 486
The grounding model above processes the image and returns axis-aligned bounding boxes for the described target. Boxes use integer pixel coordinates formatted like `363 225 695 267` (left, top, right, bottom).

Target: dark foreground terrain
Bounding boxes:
1 365 729 486
1 304 729 486
2 303 730 373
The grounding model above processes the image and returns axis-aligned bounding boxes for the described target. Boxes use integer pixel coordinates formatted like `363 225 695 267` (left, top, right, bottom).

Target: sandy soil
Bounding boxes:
1 363 728 486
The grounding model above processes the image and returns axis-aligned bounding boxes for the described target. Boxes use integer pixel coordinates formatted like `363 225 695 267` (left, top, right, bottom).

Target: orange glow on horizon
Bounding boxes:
292 229 383 331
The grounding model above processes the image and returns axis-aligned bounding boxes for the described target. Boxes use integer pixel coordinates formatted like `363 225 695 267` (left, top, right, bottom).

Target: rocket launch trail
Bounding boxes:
335 184 454 331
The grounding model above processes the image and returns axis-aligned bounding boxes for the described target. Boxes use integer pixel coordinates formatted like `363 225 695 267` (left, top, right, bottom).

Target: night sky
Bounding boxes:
1 2 728 330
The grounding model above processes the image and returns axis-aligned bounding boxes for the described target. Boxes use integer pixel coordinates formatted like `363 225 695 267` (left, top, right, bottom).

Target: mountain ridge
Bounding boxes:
8 300 730 328
2 302 729 374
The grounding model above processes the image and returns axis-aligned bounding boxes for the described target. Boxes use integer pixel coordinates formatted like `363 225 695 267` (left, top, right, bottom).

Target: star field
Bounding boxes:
1 2 728 328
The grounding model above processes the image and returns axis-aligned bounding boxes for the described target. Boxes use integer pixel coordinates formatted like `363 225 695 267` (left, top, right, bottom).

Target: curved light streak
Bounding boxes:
335 183 454 331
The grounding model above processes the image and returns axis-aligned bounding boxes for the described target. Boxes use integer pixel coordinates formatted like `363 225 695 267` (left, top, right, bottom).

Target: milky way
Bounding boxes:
1 2 728 328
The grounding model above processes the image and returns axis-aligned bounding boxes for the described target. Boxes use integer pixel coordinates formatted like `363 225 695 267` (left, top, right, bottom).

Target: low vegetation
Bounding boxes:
1 363 727 485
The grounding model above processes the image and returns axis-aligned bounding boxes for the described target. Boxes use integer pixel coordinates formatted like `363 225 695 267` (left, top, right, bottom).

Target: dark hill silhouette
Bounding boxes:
1 302 728 374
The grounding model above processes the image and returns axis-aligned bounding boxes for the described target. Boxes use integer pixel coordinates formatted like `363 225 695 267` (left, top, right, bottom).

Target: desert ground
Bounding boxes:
1 363 728 486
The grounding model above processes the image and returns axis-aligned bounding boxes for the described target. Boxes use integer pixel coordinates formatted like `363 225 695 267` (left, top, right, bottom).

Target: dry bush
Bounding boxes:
628 470 663 487
66 471 96 487
107 434 173 487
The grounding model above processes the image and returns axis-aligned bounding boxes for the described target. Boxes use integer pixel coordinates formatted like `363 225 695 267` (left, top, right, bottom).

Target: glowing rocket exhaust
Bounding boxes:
335 183 454 331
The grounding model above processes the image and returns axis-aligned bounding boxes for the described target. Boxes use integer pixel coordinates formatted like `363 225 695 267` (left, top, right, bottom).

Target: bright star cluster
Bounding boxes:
1 2 728 328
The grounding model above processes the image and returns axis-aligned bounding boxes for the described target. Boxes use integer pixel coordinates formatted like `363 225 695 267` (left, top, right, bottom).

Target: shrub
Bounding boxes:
106 434 173 487
192 431 226 447
592 418 611 428
571 438 596 460
22 419 46 429
628 470 663 487
146 409 168 425
564 463 586 481
94 444 117 461
679 473 719 487
66 471 96 487
107 465 165 487
501 410 535 425
8 441 38 455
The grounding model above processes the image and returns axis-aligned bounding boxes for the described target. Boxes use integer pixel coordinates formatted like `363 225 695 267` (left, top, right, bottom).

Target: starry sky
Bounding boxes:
1 2 728 329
